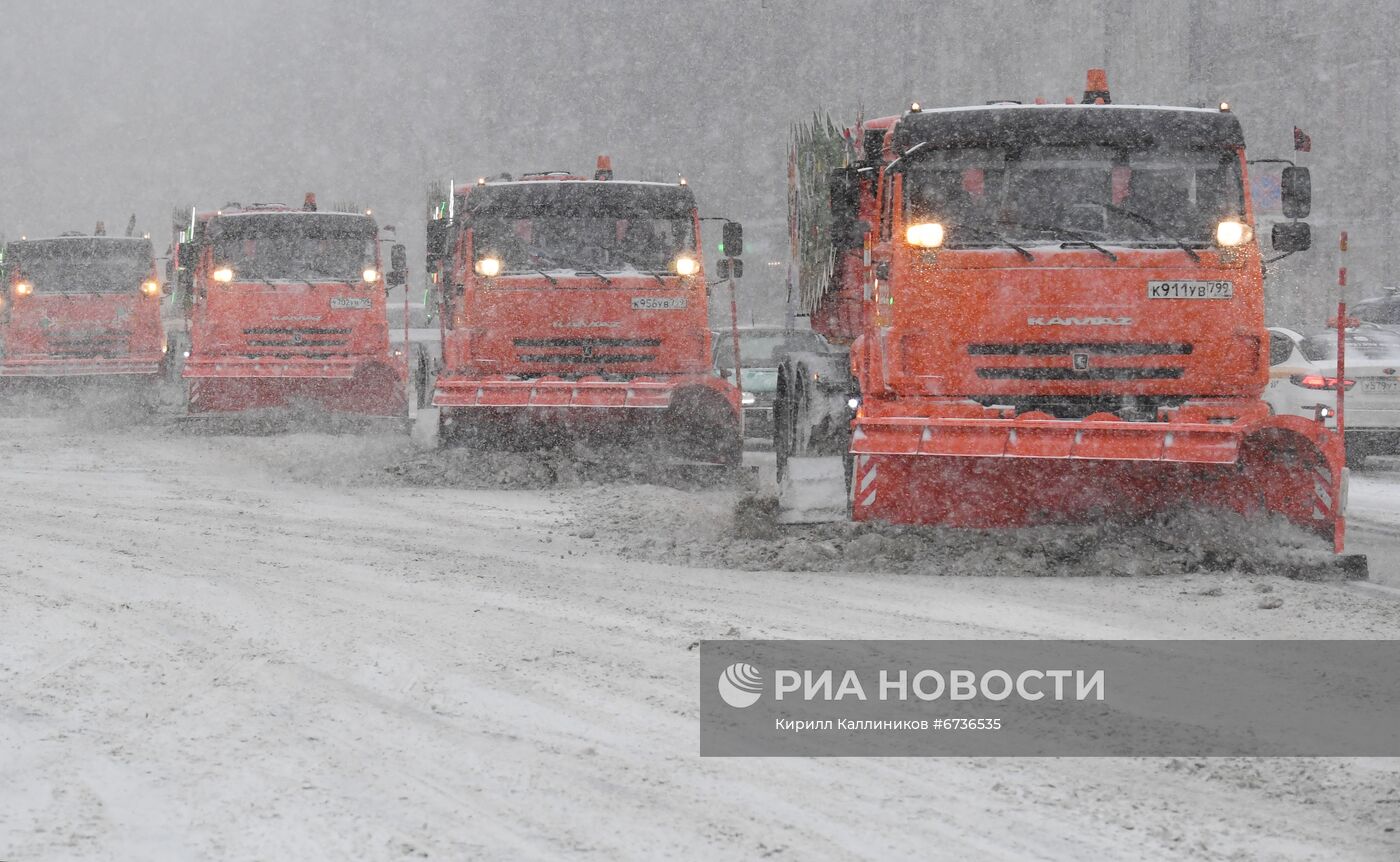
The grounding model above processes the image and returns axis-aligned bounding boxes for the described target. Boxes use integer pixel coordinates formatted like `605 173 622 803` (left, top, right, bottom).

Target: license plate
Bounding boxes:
1361 378 1400 393
1147 280 1234 300
632 296 687 310
331 297 372 310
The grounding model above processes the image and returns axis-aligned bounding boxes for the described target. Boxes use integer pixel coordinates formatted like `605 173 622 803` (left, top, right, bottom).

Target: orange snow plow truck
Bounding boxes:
1 231 164 383
777 72 1359 562
416 159 742 465
172 197 408 416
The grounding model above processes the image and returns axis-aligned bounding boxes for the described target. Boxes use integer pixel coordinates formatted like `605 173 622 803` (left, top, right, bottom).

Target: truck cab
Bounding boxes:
423 162 741 463
778 72 1348 554
0 234 165 381
867 104 1268 417
174 200 407 415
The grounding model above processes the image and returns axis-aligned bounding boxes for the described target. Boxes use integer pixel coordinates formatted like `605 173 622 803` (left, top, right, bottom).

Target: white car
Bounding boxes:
1266 325 1400 464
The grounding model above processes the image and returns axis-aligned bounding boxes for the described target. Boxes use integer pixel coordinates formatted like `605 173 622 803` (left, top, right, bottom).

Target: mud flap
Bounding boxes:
411 406 441 450
777 455 848 524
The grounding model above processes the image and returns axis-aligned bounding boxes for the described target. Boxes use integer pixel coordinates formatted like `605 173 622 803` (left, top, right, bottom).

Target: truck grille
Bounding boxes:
46 332 130 357
240 326 351 360
513 337 660 365
968 342 1193 356
976 367 1185 381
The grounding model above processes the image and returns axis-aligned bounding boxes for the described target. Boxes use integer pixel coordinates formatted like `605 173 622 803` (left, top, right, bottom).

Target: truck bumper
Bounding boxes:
0 355 163 378
433 374 735 411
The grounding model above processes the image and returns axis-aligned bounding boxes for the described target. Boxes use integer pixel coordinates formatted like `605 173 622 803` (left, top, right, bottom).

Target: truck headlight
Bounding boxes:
741 391 756 405
140 279 161 297
362 268 380 284
905 222 945 248
1215 219 1253 247
212 267 234 283
674 255 700 276
474 256 502 277
14 281 34 296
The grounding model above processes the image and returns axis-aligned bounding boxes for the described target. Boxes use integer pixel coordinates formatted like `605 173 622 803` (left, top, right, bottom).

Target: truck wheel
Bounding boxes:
774 364 795 480
413 346 435 409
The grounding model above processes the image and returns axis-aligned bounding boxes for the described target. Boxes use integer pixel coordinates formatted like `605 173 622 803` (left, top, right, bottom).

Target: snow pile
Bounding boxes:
577 485 1342 578
0 382 165 429
385 443 732 491
209 431 410 487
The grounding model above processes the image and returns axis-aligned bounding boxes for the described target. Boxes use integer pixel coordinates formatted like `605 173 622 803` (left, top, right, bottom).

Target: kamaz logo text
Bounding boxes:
552 321 619 329
1027 316 1133 327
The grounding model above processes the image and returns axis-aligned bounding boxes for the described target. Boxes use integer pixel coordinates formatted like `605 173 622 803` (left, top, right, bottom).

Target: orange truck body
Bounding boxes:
789 77 1348 551
0 235 165 379
174 204 406 415
427 166 741 462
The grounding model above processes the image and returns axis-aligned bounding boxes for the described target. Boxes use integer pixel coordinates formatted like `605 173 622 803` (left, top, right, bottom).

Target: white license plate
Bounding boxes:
632 296 687 310
1361 378 1400 393
330 297 372 310
1147 280 1234 300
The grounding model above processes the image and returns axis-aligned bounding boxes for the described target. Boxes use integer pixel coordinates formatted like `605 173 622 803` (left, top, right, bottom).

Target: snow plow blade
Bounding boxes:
184 359 407 417
845 410 1358 558
777 455 848 523
411 406 442 450
432 376 742 466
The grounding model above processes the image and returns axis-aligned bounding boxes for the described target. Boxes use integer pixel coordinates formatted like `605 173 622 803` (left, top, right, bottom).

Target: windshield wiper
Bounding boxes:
948 225 1035 262
534 268 558 286
1101 203 1202 262
614 255 665 284
1024 225 1118 261
574 268 613 285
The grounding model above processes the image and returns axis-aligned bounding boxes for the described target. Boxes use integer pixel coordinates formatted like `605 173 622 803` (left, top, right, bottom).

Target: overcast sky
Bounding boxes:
1 1 1391 322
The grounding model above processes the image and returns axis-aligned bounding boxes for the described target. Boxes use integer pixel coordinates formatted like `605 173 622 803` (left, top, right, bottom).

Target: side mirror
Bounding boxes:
426 219 449 269
387 243 409 287
1272 221 1312 253
716 258 731 279
722 221 744 257
1281 166 1311 219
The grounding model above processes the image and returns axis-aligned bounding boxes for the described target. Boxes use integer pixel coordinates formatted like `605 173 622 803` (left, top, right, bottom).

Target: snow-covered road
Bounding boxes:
2 413 1398 860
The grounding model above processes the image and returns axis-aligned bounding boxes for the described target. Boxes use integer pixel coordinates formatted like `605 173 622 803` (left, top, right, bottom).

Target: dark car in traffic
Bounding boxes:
1352 290 1400 325
712 326 838 437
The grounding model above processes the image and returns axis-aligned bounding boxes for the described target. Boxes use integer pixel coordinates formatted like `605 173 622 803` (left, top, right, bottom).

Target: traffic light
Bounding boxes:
722 221 744 257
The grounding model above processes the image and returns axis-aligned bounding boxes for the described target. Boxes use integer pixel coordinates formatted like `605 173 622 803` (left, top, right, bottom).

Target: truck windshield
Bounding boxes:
467 183 697 276
474 216 694 274
209 214 376 282
8 238 151 293
903 145 1244 247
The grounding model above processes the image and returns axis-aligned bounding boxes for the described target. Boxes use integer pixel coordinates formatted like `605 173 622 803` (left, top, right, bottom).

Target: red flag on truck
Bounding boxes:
1293 126 1312 152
